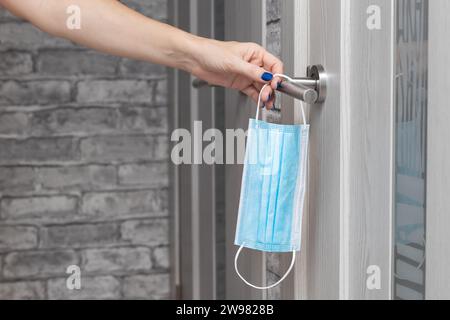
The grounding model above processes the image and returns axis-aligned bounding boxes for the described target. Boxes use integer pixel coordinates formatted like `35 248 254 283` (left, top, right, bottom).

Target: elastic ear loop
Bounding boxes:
235 73 304 291
255 74 307 125
234 245 296 290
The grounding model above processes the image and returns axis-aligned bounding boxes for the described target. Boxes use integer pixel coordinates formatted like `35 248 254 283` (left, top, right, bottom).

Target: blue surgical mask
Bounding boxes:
234 75 309 290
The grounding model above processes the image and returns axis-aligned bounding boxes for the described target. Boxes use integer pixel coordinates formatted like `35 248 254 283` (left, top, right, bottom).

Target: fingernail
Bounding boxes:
261 104 265 109
267 94 272 102
277 82 283 90
261 72 273 82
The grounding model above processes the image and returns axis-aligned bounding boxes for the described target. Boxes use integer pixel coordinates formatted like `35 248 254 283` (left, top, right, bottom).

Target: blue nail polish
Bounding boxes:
267 94 272 102
261 72 273 82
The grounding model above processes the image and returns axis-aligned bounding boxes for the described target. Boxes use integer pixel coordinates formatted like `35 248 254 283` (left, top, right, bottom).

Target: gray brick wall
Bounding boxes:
0 0 170 300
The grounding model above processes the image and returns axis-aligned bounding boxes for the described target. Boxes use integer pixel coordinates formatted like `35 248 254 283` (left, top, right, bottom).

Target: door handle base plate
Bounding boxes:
307 65 327 104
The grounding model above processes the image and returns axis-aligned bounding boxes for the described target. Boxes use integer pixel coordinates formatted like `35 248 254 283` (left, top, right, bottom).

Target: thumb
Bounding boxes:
231 58 273 84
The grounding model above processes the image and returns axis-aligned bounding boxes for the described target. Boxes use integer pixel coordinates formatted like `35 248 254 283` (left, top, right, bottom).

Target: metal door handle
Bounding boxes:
192 64 327 104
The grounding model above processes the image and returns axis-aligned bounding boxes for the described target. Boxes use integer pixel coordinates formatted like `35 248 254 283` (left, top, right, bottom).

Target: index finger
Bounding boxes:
262 51 284 90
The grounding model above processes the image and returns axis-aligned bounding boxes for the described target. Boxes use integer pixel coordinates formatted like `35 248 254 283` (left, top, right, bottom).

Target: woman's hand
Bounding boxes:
185 38 283 109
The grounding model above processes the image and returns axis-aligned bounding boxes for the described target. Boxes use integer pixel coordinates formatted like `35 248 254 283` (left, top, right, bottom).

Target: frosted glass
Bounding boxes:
394 0 428 301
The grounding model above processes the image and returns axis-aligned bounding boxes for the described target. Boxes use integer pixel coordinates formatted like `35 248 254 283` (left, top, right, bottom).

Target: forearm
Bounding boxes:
0 0 200 71
0 0 283 105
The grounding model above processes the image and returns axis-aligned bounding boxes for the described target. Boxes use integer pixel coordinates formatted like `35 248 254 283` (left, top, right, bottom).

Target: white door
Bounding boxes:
304 0 395 300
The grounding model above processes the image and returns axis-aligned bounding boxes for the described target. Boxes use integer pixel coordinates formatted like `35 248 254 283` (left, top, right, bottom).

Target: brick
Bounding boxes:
0 195 78 220
120 0 167 20
0 137 79 164
267 0 281 22
37 50 119 75
82 247 152 273
153 135 169 160
266 22 281 57
121 219 169 246
76 80 153 104
0 112 29 135
118 106 167 133
48 276 120 300
3 250 78 278
123 274 169 299
36 165 116 191
0 80 71 106
118 162 168 187
29 107 118 136
0 226 38 252
119 59 166 77
82 190 167 217
40 223 119 249
0 167 35 192
80 135 156 163
0 51 33 75
0 22 73 50
154 80 167 105
153 247 169 269
0 281 45 300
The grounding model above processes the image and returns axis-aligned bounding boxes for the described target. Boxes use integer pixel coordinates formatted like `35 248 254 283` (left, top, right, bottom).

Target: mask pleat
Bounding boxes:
269 131 285 247
260 126 272 245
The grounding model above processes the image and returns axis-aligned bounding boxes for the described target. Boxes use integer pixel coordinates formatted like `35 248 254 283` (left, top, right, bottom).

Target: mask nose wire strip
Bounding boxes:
256 74 307 125
234 244 296 290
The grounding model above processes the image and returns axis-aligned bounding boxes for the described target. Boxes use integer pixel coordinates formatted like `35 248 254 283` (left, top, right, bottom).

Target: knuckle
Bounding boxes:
249 42 262 51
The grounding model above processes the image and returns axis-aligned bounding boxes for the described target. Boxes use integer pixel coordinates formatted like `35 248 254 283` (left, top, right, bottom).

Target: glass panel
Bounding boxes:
394 0 428 300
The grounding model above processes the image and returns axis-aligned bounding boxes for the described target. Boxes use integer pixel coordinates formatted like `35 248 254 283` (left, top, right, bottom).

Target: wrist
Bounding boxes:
169 30 205 73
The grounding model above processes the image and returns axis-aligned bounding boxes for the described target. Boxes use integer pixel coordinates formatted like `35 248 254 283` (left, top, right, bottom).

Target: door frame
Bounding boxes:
426 0 450 300
169 0 219 300
169 0 266 301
